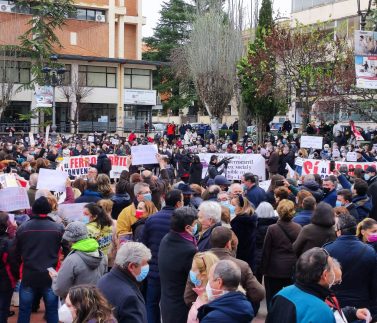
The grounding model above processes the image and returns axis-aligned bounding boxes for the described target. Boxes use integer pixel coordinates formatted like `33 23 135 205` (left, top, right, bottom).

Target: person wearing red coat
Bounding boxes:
128 132 136 144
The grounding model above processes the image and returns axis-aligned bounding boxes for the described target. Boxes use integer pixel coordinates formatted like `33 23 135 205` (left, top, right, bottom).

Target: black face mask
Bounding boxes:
323 187 331 194
183 196 191 206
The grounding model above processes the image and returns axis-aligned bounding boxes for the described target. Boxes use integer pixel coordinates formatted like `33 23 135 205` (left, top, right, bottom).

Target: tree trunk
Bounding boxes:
210 116 220 139
238 98 247 138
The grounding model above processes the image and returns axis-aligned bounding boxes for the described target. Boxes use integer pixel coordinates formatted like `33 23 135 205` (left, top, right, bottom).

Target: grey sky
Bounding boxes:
142 0 292 37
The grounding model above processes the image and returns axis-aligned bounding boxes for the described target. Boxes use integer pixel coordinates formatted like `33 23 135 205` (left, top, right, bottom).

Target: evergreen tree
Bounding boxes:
143 0 195 114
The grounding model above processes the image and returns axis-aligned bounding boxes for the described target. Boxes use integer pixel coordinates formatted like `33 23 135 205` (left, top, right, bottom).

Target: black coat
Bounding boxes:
92 153 111 176
110 193 131 220
197 222 221 252
189 162 203 185
0 234 19 292
231 213 258 271
255 217 278 276
158 231 197 323
97 267 147 323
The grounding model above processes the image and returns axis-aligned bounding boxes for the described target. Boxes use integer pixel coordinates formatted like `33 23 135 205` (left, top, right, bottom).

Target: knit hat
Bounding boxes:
32 196 52 215
63 221 88 242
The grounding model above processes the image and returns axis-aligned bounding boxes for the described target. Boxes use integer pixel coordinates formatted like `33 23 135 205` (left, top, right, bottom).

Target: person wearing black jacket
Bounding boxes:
189 155 203 185
91 150 112 176
110 180 131 220
13 197 69 323
207 155 226 180
0 213 19 322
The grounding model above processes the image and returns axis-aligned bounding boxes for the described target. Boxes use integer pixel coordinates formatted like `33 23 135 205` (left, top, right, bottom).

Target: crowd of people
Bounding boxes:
0 119 377 323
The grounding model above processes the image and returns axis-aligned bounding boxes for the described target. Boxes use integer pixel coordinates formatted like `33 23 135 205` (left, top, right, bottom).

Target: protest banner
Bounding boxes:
198 153 266 181
0 187 30 212
37 168 68 192
300 136 323 149
131 145 158 165
259 180 271 192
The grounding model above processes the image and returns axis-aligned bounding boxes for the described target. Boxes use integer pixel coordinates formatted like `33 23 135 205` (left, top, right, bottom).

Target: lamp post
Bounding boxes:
42 55 65 144
357 0 373 30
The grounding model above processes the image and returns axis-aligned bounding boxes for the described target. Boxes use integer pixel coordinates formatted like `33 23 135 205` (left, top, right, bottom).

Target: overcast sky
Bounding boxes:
142 0 292 37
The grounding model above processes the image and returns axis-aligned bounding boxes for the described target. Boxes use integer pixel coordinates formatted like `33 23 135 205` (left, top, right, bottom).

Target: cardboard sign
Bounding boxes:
346 152 357 162
131 145 158 165
88 135 95 143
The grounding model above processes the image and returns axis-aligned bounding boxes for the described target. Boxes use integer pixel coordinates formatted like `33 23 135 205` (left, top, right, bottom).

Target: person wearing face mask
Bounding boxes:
324 213 377 321
141 189 184 323
131 200 158 242
321 177 338 207
197 201 222 252
158 207 198 323
186 252 219 323
98 242 151 323
59 285 116 323
116 182 152 240
336 190 360 222
177 183 195 207
357 218 377 252
266 248 337 323
197 259 254 323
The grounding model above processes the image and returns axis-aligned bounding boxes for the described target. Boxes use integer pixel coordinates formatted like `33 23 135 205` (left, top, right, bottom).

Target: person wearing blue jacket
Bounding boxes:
197 260 254 323
321 177 337 207
324 213 377 320
293 196 316 227
242 172 267 208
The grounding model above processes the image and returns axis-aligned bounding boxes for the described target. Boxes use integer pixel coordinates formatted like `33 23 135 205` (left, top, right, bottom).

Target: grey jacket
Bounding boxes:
52 250 107 298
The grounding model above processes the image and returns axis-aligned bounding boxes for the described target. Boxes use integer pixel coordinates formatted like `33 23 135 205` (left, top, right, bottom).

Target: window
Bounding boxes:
78 65 117 88
0 61 31 84
124 68 152 89
69 8 106 22
62 64 71 85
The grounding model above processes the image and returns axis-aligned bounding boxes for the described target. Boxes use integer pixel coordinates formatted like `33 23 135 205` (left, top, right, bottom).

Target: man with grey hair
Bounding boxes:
87 167 98 180
98 242 151 323
197 201 222 251
197 260 254 323
116 182 151 238
229 183 243 198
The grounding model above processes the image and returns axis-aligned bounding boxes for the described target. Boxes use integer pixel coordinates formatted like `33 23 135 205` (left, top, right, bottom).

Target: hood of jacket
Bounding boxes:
71 238 99 252
75 250 104 270
198 291 253 321
111 193 131 203
303 180 320 191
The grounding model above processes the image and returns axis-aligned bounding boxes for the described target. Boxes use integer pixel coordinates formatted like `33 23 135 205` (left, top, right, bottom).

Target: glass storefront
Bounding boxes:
124 105 152 132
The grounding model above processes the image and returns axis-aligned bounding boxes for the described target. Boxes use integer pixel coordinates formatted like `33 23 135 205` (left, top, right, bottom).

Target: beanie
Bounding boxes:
32 196 52 215
62 221 88 242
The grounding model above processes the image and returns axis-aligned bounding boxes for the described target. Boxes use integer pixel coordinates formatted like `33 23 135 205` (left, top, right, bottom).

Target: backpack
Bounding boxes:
101 157 112 173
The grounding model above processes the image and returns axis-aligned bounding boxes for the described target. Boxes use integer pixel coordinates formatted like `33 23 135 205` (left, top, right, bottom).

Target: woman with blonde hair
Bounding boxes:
97 174 114 199
186 252 219 323
261 199 301 310
230 194 257 271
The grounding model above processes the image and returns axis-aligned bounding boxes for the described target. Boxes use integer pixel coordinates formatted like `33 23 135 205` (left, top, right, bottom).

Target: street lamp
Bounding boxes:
357 0 373 30
42 55 65 144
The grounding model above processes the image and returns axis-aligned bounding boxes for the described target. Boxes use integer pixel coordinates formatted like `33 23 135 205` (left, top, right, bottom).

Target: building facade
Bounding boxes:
0 0 158 133
290 0 374 125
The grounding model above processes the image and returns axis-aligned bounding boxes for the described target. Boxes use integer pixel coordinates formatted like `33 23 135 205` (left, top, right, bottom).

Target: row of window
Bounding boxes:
292 0 346 13
0 61 152 89
0 1 106 22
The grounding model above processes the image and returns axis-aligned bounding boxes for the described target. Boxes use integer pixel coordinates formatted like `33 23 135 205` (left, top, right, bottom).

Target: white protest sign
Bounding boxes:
295 157 304 167
88 135 95 143
131 145 158 165
259 180 271 192
198 153 266 181
111 138 120 145
346 152 357 162
57 203 86 223
300 136 323 149
0 174 19 188
285 163 296 179
0 187 30 211
37 168 68 192
45 125 50 143
29 132 35 147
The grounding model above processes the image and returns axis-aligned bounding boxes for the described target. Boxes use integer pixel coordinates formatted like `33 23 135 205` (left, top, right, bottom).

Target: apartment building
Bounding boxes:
0 0 158 133
290 0 373 124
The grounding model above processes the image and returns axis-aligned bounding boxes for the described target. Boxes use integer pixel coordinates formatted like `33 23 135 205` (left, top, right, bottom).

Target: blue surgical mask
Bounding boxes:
335 200 342 207
143 193 152 201
364 174 370 181
136 264 149 282
243 184 248 191
191 223 198 236
82 216 89 224
189 270 201 286
220 201 236 216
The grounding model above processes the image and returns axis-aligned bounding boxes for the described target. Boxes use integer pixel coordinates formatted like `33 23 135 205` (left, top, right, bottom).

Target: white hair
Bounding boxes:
198 201 221 223
29 173 38 187
255 202 276 219
115 242 151 267
35 189 52 200
229 183 242 194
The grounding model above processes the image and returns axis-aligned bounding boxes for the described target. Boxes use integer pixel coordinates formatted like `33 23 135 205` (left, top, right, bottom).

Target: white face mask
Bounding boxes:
205 282 228 301
327 269 336 289
58 304 73 323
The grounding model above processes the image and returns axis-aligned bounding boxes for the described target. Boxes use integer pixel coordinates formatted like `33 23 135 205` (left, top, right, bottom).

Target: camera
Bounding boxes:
222 156 234 167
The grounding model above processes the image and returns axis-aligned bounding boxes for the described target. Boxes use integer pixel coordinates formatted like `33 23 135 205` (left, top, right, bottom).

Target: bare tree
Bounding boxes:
0 47 17 122
186 6 243 135
60 72 92 134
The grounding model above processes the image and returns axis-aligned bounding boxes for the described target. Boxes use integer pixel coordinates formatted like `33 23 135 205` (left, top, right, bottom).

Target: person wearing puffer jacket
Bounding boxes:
50 221 107 299
300 175 324 203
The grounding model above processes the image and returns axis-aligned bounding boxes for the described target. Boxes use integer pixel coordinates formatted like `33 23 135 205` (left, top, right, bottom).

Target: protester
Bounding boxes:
261 199 301 309
266 248 337 322
242 172 267 208
51 221 107 298
197 259 254 323
75 179 102 203
110 180 132 220
158 207 198 323
336 189 360 221
356 218 377 252
293 196 316 227
197 201 222 251
98 242 151 322
293 202 336 257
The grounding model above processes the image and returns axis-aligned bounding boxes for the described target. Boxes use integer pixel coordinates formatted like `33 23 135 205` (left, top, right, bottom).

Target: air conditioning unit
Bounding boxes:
95 14 105 22
0 4 14 12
